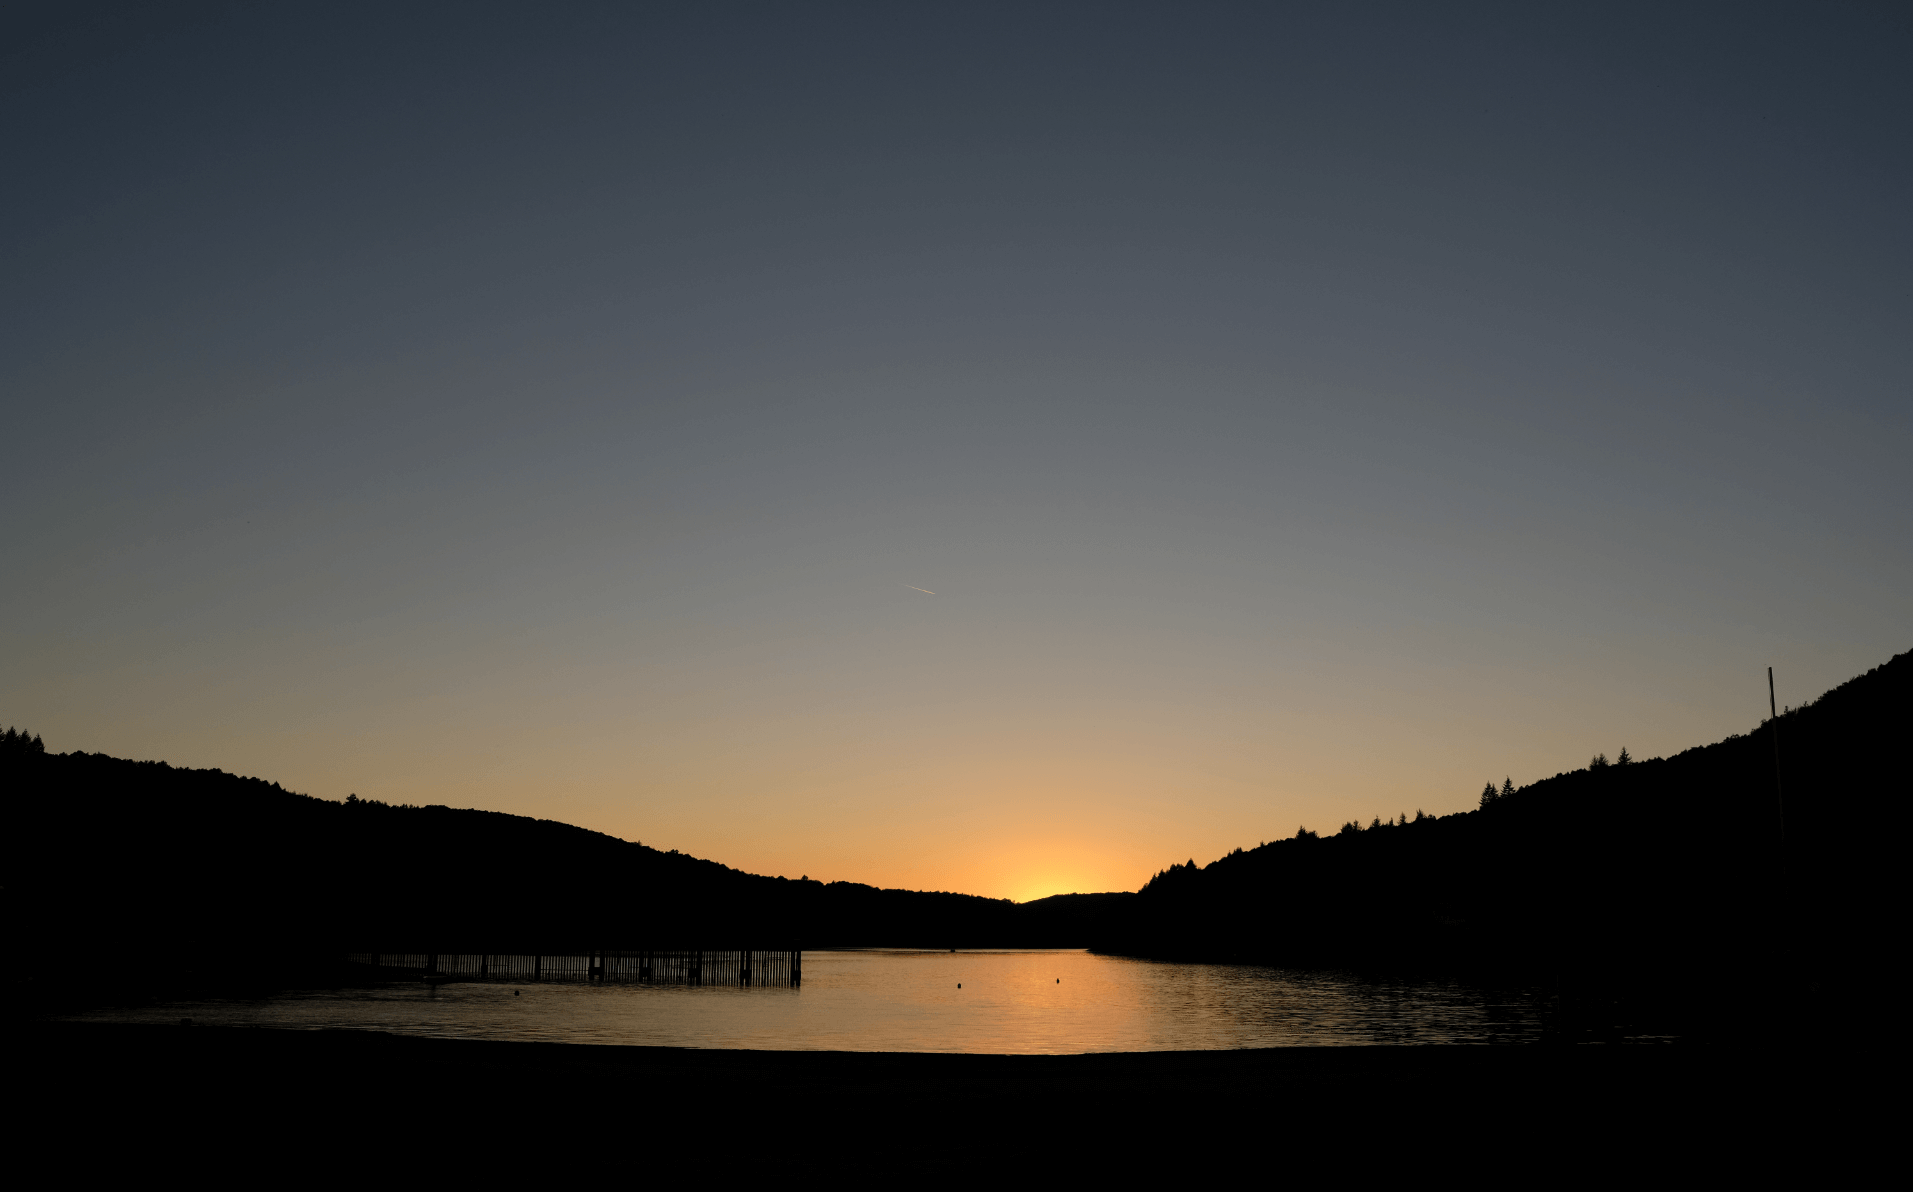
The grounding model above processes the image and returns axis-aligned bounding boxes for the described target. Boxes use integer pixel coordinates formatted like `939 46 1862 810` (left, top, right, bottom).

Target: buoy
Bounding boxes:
957 983 961 988
514 990 520 996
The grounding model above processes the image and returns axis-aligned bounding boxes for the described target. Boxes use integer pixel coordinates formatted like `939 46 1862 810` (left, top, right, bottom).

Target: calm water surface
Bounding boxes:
75 950 1550 1051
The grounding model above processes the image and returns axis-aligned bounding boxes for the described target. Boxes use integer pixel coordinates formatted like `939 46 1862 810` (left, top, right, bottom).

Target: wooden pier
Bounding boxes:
348 950 801 987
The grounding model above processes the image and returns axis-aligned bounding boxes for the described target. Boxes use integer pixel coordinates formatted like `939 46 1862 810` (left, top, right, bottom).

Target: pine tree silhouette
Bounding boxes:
2 727 46 755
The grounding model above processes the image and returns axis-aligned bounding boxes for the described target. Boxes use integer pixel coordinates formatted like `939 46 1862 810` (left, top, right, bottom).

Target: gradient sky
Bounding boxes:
5 2 1908 900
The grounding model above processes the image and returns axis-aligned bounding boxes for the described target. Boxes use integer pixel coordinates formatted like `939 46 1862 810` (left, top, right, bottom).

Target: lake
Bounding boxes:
72 950 1553 1051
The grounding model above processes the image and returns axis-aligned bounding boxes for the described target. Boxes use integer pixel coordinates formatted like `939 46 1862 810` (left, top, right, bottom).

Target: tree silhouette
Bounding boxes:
3 726 46 754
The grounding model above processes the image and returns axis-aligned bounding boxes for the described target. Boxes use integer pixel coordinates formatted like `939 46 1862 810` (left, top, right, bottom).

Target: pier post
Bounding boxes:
791 950 801 987
740 949 751 986
427 953 438 976
534 954 542 981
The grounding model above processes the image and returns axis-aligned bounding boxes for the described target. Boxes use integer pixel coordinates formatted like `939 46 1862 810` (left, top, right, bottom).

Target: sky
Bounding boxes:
4 2 1908 901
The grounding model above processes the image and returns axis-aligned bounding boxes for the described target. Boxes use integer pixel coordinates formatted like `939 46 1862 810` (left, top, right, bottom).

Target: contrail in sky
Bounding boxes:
902 584 935 595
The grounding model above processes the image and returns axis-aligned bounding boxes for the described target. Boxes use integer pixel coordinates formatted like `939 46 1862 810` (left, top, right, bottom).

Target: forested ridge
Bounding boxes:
1089 650 1907 1027
1 737 1122 996
6 649 1902 1026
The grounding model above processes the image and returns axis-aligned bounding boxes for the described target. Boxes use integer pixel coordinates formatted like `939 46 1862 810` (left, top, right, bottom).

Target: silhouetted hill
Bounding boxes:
8 650 1901 1027
1089 650 1909 1031
2 740 1128 1010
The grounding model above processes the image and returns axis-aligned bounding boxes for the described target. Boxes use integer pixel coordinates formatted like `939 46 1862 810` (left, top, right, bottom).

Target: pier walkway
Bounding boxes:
347 950 801 986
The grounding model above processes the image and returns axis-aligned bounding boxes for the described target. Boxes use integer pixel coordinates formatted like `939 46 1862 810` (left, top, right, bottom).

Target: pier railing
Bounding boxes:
347 950 801 986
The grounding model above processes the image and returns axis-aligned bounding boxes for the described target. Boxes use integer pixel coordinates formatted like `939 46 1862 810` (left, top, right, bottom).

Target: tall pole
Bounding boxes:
1768 667 1786 843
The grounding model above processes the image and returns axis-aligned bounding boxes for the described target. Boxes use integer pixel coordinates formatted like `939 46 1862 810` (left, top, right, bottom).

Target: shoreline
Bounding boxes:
21 1016 1789 1083
18 1020 1845 1167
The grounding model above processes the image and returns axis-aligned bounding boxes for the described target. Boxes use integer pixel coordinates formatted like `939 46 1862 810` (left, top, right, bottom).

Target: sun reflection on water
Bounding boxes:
73 950 1550 1052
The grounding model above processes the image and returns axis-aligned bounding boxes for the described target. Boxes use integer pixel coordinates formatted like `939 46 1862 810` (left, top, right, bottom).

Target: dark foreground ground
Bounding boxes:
15 1021 1876 1177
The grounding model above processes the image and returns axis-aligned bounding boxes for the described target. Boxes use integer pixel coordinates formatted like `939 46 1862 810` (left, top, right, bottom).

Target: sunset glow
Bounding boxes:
3 4 1906 904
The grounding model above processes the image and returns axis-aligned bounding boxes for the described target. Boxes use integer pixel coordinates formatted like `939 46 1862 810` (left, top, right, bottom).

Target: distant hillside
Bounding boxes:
1089 649 1908 1029
1 739 1129 994
8 649 1900 1027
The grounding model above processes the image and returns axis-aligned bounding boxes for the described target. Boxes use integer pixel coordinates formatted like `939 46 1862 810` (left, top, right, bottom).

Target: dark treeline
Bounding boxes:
3 747 1126 1008
2 726 46 754
7 651 1902 1024
1089 651 1908 1031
